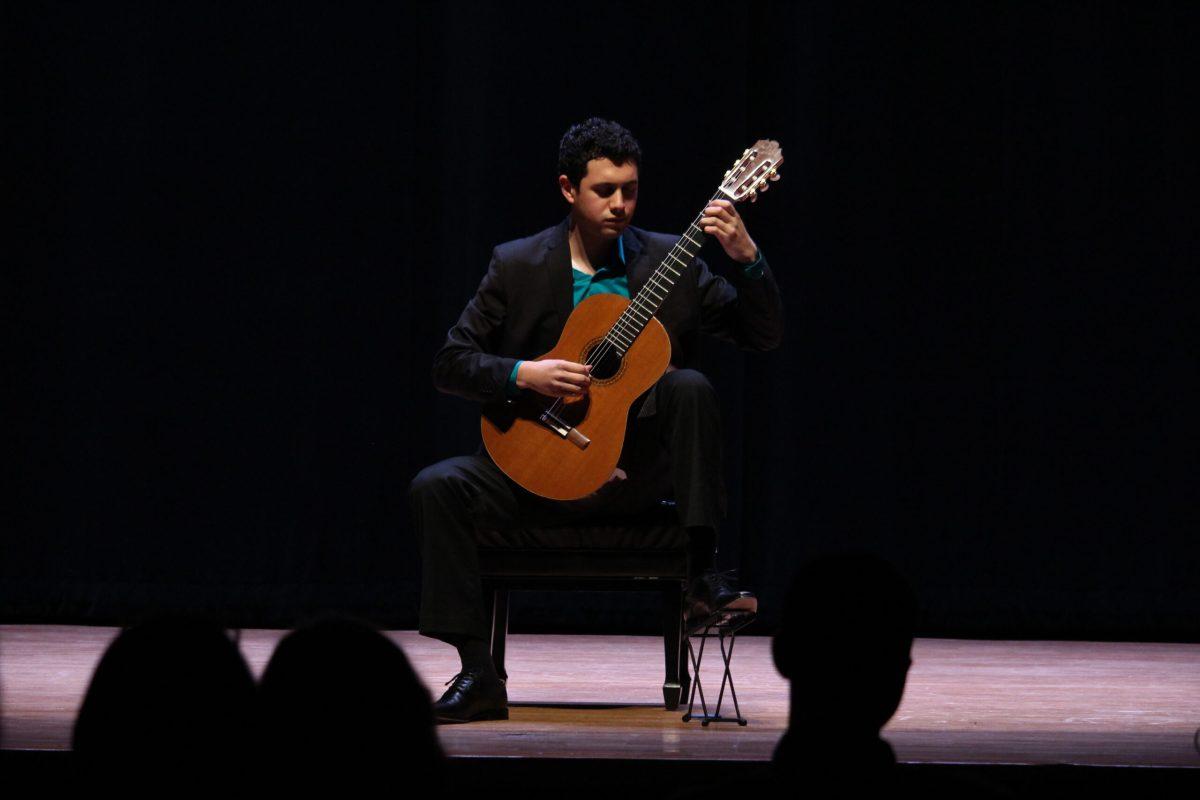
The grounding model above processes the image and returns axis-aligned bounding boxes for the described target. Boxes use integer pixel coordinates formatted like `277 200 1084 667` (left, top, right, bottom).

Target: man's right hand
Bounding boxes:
516 359 592 398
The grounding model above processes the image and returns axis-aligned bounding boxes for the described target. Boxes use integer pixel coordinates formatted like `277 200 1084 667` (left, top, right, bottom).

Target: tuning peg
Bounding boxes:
768 168 780 181
748 189 758 203
757 179 769 192
724 169 731 178
742 148 750 157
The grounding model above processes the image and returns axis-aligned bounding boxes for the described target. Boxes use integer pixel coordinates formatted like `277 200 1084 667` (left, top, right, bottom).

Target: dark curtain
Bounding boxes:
7 2 1197 639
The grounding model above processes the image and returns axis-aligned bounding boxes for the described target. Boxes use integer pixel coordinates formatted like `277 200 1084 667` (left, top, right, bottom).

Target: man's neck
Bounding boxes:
568 221 617 274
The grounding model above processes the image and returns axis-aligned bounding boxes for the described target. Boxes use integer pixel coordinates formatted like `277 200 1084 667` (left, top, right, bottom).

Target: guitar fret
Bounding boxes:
627 315 649 330
618 312 641 333
613 314 636 333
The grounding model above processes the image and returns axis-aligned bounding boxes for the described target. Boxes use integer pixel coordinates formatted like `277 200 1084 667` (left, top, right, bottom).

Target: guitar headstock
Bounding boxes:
717 139 783 204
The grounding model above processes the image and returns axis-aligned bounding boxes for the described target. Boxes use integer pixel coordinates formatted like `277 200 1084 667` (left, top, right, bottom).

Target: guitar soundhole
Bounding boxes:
583 339 625 382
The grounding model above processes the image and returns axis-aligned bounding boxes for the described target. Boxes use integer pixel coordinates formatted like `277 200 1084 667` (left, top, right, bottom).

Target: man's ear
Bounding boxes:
558 175 577 205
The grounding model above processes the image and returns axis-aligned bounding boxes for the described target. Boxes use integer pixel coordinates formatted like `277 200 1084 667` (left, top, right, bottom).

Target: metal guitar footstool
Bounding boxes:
682 595 758 726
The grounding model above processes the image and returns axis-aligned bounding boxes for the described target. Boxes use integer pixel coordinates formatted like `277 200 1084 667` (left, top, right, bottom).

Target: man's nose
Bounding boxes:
610 191 626 215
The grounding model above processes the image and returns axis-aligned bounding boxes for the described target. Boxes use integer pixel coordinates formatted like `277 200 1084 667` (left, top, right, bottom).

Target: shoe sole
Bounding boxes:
435 707 509 724
684 592 757 631
685 591 757 619
726 593 758 613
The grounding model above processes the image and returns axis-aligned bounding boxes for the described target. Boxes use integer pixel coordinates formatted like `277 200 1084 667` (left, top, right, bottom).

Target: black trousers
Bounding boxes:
409 368 725 643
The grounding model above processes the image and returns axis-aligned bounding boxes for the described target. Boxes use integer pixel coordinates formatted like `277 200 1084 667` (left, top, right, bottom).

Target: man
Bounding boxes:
410 118 784 723
771 555 916 794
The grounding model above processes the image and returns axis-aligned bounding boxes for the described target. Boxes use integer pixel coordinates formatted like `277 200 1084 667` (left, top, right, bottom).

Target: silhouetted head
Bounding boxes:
73 618 256 763
257 616 440 772
773 554 917 736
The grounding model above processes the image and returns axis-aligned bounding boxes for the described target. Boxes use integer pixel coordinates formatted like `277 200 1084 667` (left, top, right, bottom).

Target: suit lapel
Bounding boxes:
546 216 574 334
622 227 651 298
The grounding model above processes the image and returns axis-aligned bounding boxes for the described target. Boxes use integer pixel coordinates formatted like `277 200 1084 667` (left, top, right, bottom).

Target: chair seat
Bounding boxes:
476 522 690 551
477 521 691 579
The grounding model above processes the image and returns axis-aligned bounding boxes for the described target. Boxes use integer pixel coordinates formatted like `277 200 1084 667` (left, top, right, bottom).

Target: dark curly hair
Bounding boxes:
557 118 642 187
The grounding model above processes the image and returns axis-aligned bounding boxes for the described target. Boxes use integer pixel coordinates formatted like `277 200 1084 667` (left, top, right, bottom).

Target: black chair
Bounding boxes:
477 501 697 710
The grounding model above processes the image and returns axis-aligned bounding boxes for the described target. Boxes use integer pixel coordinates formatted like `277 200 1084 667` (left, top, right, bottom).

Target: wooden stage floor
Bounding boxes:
2 625 1198 768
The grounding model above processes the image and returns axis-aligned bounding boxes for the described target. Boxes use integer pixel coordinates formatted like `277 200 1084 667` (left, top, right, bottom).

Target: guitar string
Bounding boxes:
538 149 772 420
598 162 770 360
602 154 776 353
544 199 715 419
542 187 731 420
541 189 726 422
537 146 778 426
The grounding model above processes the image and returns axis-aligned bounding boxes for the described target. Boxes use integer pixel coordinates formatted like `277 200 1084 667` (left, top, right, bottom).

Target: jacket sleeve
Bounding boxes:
431 248 521 403
695 250 785 351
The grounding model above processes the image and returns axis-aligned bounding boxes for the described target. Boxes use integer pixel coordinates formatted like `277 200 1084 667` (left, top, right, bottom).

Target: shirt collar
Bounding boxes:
561 221 629 274
596 236 627 275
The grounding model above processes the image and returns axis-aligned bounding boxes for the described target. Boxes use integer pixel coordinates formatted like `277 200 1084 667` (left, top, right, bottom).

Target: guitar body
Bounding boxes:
481 293 671 501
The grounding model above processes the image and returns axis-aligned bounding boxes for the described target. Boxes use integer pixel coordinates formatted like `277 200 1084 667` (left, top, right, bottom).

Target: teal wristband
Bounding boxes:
505 360 523 396
742 249 765 279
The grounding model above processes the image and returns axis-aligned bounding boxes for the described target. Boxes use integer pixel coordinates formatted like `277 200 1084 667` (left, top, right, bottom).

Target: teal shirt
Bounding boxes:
572 235 632 304
506 240 765 394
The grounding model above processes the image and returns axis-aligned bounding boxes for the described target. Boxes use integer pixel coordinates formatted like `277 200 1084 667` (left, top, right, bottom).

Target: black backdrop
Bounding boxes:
7 2 1197 640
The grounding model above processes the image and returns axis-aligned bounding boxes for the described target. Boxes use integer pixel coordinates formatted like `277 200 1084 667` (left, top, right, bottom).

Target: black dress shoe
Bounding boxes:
433 668 508 724
685 570 758 628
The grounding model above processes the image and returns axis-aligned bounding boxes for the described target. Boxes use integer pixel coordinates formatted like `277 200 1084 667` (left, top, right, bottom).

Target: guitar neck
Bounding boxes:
599 138 783 356
602 191 721 355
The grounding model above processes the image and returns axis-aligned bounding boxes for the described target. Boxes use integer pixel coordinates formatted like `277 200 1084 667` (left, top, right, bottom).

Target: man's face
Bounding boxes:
560 157 639 240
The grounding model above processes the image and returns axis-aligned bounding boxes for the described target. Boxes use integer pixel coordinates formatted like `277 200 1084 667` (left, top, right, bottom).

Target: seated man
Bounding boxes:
410 117 785 723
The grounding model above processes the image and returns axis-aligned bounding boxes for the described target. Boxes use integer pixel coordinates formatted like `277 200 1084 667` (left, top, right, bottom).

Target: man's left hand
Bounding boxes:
701 199 758 264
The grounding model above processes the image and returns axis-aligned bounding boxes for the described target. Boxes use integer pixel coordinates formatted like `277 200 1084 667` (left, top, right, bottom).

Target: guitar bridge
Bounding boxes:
538 408 590 450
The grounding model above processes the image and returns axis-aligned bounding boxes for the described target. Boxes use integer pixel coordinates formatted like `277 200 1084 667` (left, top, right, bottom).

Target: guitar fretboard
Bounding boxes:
603 193 721 355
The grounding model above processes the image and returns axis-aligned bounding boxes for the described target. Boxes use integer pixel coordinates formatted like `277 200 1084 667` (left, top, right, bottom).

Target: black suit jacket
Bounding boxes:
433 216 785 405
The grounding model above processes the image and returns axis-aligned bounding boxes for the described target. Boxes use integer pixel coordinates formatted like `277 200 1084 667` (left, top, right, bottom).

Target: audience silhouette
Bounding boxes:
257 616 442 784
57 576 1015 796
70 615 442 791
771 553 917 792
72 617 257 786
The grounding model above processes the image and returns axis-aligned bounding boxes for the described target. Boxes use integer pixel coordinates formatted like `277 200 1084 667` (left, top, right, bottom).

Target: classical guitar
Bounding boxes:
481 140 783 500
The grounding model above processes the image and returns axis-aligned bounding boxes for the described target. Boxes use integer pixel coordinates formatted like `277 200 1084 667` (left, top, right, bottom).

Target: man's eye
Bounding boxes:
596 188 614 197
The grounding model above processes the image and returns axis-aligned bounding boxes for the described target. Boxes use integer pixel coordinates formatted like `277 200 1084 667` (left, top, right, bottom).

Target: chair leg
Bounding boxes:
660 582 687 710
490 588 510 681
